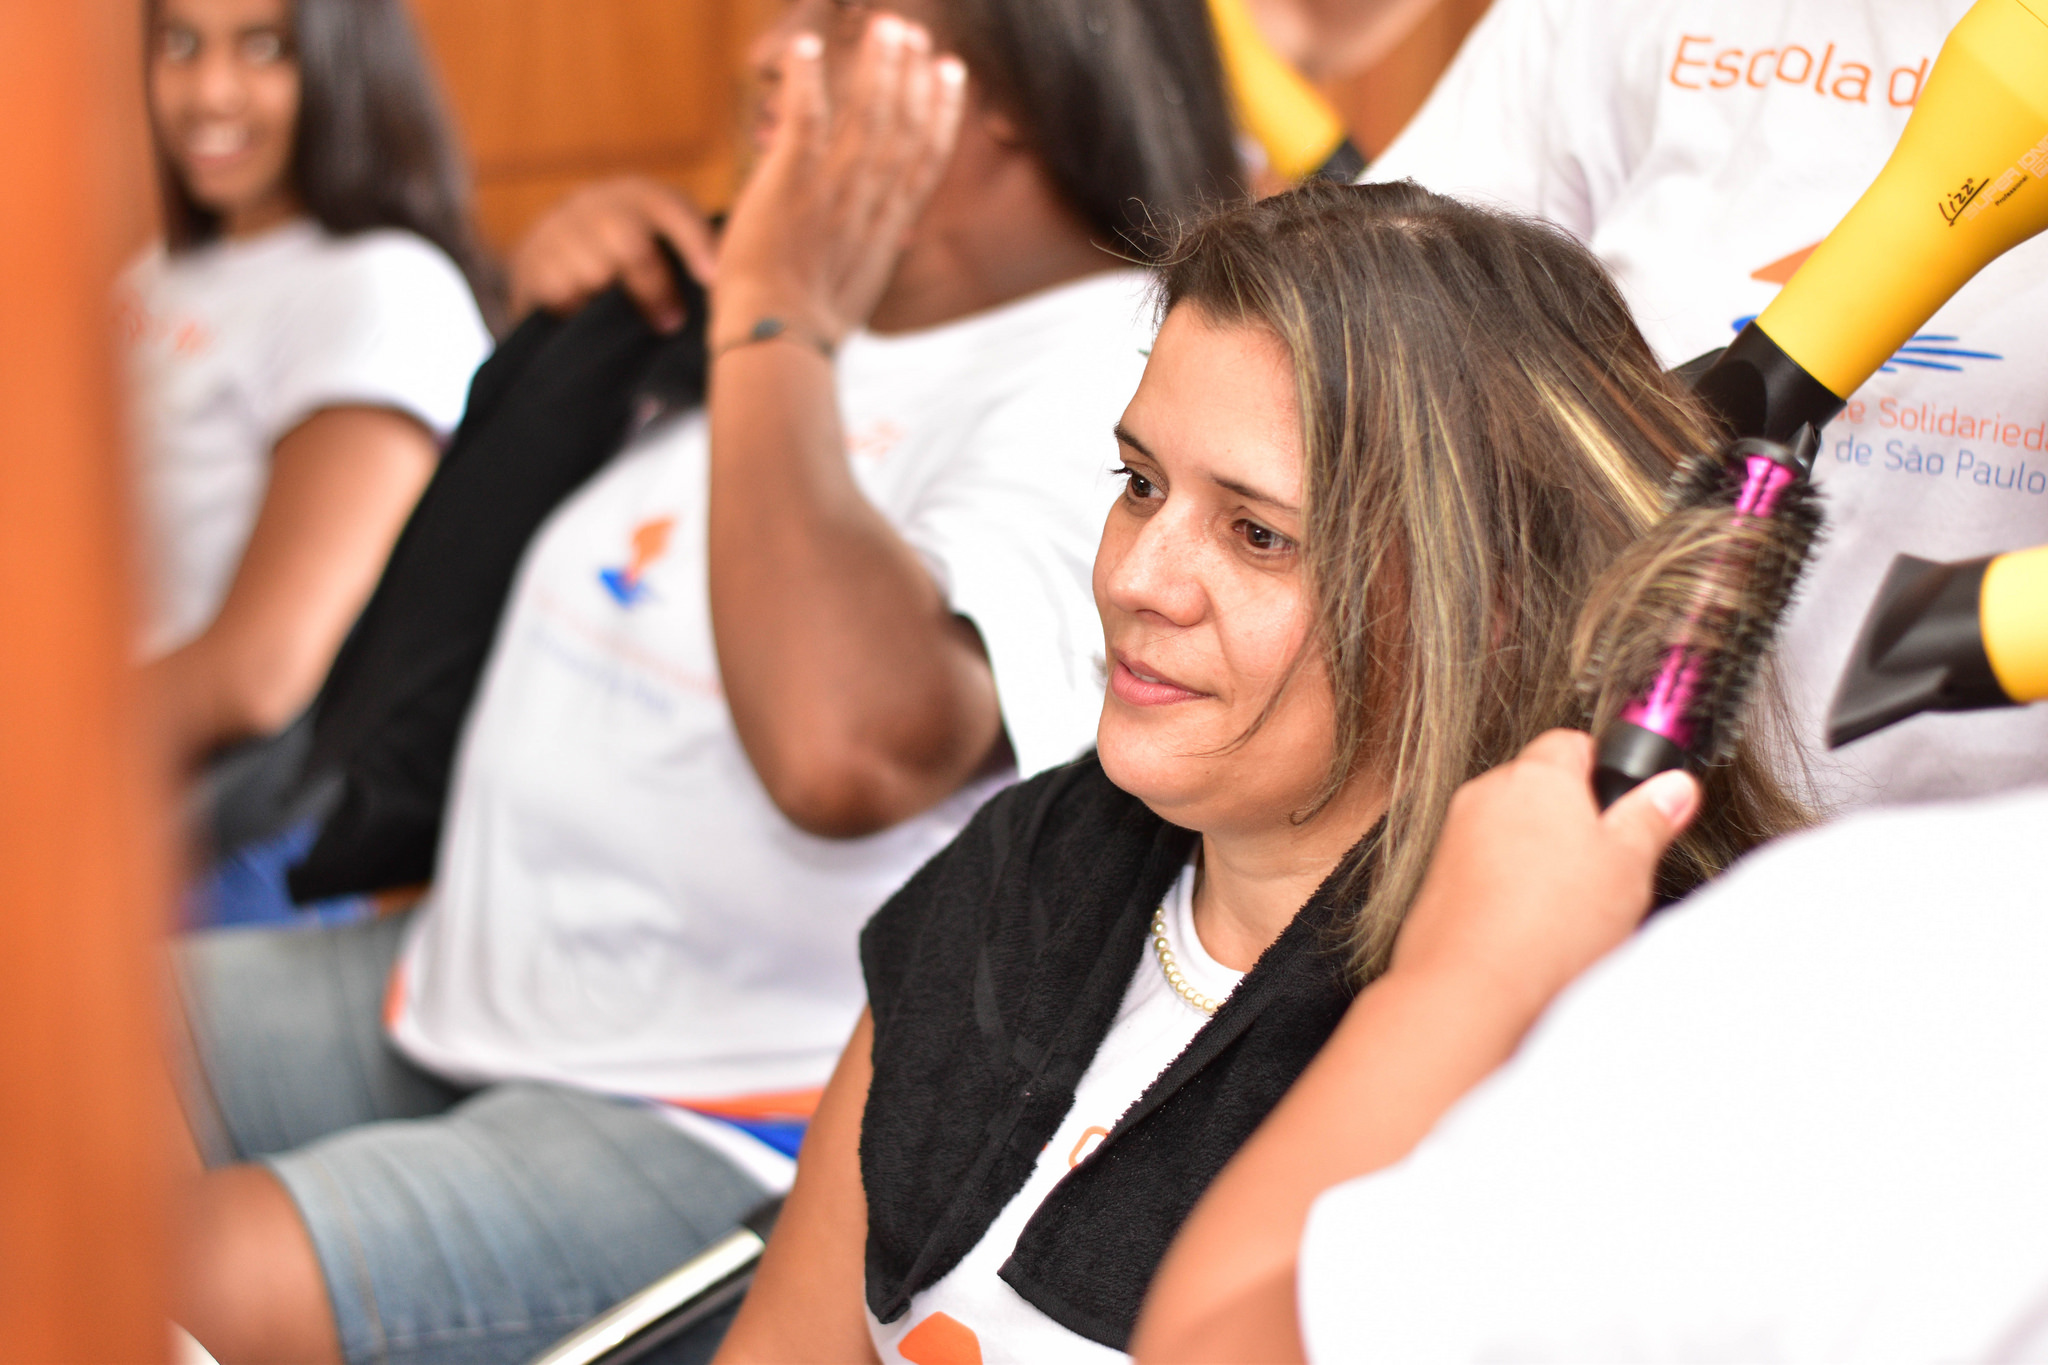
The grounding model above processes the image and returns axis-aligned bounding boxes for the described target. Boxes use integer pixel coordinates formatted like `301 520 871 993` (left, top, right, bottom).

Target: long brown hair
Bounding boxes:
145 0 503 329
1160 179 1808 978
935 0 1244 257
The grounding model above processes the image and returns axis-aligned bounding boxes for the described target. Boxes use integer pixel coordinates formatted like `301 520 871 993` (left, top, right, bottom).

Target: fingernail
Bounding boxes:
937 56 966 85
1643 770 1700 827
790 31 822 59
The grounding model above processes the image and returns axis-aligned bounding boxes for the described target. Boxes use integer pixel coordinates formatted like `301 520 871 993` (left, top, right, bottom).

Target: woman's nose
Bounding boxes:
192 48 247 112
1104 507 1207 628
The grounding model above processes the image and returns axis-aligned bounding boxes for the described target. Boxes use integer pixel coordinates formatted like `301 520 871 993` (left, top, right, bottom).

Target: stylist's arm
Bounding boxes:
1132 730 1701 1364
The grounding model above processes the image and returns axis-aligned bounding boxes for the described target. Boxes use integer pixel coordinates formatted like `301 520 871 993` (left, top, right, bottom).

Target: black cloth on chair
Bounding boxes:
284 273 708 903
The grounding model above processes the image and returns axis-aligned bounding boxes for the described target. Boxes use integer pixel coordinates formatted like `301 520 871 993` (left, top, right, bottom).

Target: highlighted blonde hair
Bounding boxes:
1160 180 1808 977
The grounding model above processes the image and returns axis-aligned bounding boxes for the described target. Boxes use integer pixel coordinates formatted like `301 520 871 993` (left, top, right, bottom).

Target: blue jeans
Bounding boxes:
173 915 768 1365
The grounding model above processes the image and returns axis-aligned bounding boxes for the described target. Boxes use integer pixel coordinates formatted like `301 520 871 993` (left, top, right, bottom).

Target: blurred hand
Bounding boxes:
1388 730 1701 1031
507 176 719 333
712 16 968 352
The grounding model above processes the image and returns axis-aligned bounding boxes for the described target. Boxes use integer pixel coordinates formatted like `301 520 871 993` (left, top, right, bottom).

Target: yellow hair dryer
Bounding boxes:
1207 0 1366 182
1694 0 2048 440
1827 543 2048 745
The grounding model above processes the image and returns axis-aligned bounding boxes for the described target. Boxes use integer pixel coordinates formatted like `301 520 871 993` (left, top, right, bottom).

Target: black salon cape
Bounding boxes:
859 753 1369 1350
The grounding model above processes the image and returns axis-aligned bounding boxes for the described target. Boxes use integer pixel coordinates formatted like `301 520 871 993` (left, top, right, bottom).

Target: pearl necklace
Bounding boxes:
1151 904 1225 1017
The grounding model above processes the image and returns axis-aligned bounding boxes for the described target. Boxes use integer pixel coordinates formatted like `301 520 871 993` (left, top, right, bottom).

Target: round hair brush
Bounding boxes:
1578 429 1825 808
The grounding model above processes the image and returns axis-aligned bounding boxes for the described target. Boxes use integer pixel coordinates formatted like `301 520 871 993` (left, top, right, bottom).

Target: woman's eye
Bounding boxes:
1113 465 1160 502
1236 520 1293 554
241 30 288 63
158 26 200 62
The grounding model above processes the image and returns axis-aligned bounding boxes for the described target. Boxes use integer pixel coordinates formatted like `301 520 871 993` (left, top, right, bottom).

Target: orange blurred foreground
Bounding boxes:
0 1 173 1360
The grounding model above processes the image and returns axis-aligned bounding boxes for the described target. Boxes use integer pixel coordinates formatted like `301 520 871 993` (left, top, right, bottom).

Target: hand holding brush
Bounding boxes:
1576 429 1824 809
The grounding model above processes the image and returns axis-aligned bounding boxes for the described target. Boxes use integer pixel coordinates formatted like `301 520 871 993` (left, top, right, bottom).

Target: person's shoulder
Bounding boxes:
861 753 1167 993
954 270 1157 422
1715 786 2048 902
1592 784 2048 1015
972 268 1157 363
867 754 1148 925
310 228 476 304
282 227 489 361
1034 268 1158 342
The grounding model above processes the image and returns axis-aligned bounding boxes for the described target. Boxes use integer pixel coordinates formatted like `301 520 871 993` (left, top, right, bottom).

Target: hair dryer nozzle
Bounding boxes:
1690 325 1847 443
1825 554 2008 748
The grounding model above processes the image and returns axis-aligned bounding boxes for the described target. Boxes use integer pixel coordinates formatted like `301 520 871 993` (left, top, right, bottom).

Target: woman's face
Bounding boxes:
1095 305 1344 839
150 0 301 234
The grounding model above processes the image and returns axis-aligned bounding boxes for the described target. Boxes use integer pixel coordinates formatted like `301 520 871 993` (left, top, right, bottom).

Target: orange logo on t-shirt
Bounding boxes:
899 1311 983 1365
113 290 213 357
598 517 676 607
1750 242 1820 285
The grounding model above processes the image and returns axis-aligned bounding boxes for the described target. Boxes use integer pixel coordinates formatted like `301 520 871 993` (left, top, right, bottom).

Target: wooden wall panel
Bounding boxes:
411 0 781 252
0 0 173 1359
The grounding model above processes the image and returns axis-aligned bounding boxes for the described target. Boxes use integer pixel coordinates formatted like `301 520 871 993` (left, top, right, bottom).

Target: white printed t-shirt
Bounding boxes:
1298 783 2048 1362
870 862 1240 1365
1368 0 2048 808
118 219 491 656
387 271 1156 1139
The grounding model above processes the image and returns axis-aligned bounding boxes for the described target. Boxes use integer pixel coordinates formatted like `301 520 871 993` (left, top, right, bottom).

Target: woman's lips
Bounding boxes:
1108 658 1207 707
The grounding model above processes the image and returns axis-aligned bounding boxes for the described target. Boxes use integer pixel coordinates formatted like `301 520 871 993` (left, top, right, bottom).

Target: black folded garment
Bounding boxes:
282 274 707 903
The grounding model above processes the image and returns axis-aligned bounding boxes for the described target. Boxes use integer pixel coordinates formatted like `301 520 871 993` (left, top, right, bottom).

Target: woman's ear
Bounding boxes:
979 103 1028 149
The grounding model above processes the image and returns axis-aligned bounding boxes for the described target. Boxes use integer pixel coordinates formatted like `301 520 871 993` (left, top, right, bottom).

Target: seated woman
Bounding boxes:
124 0 494 794
715 179 1807 1364
173 4 1239 1364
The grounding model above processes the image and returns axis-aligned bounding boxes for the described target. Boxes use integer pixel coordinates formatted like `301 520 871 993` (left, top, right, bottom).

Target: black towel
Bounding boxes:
859 754 1370 1349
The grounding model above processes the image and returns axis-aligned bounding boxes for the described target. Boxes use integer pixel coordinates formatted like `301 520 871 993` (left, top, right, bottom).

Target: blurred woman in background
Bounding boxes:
122 0 495 787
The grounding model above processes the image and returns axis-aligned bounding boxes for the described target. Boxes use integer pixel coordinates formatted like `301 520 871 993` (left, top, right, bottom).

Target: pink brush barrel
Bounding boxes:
1590 429 1818 810
1617 451 1800 748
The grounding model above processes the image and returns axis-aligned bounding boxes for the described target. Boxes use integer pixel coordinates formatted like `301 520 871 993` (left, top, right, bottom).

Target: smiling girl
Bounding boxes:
713 179 1807 1365
124 0 494 784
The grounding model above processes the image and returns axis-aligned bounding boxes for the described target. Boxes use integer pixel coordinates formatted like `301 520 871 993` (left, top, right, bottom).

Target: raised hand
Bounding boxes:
507 175 718 333
711 15 969 353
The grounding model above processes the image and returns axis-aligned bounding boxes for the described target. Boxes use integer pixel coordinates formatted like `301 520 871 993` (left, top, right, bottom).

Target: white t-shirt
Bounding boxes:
1299 783 2048 1363
1368 0 2048 809
119 219 491 657
387 271 1157 1116
870 862 1242 1365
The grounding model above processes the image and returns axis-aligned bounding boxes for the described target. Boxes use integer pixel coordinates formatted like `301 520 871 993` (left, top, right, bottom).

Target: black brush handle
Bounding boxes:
1592 722 1689 811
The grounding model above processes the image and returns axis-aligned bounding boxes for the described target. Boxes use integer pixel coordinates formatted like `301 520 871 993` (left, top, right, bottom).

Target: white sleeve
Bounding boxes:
895 377 1137 779
1365 0 1647 242
1294 796 2048 1362
256 232 492 447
